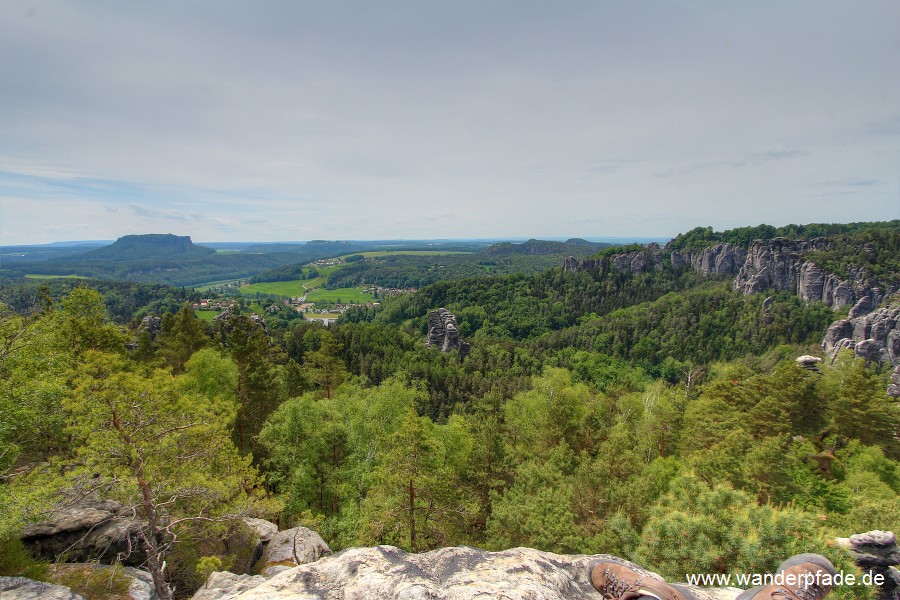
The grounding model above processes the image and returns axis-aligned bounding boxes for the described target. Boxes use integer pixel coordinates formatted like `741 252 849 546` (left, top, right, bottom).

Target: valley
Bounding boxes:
1 221 899 600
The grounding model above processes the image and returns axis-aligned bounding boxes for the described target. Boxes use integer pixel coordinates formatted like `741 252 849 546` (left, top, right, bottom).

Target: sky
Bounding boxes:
1 1 899 245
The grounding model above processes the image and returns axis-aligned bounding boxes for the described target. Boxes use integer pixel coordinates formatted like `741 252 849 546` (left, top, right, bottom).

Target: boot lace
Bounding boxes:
601 568 646 600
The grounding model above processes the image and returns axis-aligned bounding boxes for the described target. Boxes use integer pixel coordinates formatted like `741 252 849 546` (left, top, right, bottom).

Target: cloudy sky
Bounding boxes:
1 1 899 244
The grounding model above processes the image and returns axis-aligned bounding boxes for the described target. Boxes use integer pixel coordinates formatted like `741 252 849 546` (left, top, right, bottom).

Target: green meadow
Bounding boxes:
194 310 219 323
240 279 311 297
305 287 372 303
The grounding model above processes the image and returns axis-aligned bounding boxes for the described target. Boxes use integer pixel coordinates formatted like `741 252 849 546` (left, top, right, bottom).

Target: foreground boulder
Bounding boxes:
260 526 331 574
192 546 731 600
0 577 84 600
836 531 900 600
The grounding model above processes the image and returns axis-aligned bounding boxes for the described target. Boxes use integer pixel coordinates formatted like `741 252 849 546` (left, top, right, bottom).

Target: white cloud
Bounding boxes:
1 0 899 244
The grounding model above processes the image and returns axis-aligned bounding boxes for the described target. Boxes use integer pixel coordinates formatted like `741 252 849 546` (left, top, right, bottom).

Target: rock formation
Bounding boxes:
190 546 731 600
20 499 282 575
259 526 332 575
822 303 900 367
732 239 890 309
670 243 747 278
795 355 822 371
20 499 148 566
836 530 900 600
212 305 269 337
0 577 86 600
565 238 894 311
425 308 471 358
0 565 156 600
139 316 162 339
565 243 746 279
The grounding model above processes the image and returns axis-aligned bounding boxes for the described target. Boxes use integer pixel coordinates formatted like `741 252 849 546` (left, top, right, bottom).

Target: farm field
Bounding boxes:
193 278 244 292
240 279 313 296
305 287 373 303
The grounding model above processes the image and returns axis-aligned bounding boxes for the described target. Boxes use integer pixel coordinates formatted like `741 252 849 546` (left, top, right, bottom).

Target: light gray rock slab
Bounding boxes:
196 546 725 600
0 577 85 600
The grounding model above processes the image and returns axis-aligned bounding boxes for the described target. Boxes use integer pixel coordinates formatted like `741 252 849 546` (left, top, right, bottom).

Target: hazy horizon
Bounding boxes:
2 1 899 245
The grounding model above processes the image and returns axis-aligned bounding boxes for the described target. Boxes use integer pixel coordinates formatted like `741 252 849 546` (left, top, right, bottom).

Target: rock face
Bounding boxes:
191 546 728 600
889 365 900 398
671 243 747 278
565 243 746 279
837 530 900 600
425 309 471 358
821 303 900 367
20 499 147 566
732 239 888 309
0 577 85 600
260 526 332 574
20 499 281 576
565 238 894 311
139 316 162 339
192 573 267 600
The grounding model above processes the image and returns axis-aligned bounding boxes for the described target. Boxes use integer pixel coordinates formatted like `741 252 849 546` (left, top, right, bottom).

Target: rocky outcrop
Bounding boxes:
836 530 900 600
212 305 269 336
0 577 85 600
139 316 162 339
425 309 471 358
21 499 280 575
888 365 900 398
0 567 154 599
822 303 900 367
260 526 331 574
566 238 893 311
565 243 745 279
192 572 267 600
732 238 888 309
191 546 730 600
670 243 747 278
795 355 822 371
20 499 148 566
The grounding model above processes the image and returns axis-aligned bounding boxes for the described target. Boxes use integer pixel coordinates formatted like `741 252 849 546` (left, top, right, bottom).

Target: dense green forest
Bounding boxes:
1 223 899 599
247 238 613 288
668 220 900 251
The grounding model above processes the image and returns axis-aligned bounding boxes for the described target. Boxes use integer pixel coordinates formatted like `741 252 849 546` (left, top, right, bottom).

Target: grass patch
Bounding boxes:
24 274 89 280
47 563 132 600
240 279 313 297
192 278 245 292
0 537 48 580
305 287 372 303
195 310 219 323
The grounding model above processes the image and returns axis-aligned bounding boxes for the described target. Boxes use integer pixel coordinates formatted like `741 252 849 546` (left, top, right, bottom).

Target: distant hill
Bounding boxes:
483 238 612 257
80 234 215 261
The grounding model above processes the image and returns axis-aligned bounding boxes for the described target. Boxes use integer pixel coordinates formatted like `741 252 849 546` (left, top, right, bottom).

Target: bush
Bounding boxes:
0 537 48 580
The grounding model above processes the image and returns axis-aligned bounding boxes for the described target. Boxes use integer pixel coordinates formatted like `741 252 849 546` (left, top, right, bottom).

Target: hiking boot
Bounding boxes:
588 559 693 600
736 554 837 600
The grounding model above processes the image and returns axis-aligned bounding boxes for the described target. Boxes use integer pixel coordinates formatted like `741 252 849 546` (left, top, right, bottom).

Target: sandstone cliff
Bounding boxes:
425 308 471 358
731 238 889 309
822 302 900 397
564 243 746 279
565 238 893 310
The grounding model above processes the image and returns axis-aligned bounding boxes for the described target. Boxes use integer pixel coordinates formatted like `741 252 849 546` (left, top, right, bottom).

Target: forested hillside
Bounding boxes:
1 223 898 599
